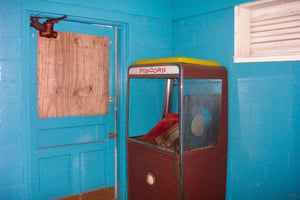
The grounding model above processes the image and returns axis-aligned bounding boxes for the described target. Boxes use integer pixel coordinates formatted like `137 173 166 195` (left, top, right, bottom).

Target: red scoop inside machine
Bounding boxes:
141 113 179 147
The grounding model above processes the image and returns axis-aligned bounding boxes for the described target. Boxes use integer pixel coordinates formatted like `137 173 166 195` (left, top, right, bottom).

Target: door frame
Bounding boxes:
21 10 129 200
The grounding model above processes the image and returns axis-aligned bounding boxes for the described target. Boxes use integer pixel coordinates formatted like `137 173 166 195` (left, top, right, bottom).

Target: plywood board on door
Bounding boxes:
37 31 109 118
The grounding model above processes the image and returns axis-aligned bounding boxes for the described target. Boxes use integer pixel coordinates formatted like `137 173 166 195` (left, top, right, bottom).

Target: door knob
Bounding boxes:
109 133 116 139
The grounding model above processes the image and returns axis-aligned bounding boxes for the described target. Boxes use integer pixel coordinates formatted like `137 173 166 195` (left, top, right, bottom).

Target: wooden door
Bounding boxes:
29 19 116 200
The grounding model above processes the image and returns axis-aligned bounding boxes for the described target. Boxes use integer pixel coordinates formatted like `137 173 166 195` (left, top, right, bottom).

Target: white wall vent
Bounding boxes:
234 0 300 62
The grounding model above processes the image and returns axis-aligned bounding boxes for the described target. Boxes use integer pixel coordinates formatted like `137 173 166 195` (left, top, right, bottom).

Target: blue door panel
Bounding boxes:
35 143 115 197
37 124 107 149
29 18 116 199
36 115 112 129
39 155 72 199
80 151 106 191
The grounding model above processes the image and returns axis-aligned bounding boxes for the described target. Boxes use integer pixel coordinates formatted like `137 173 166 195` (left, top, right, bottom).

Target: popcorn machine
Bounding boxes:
126 60 228 200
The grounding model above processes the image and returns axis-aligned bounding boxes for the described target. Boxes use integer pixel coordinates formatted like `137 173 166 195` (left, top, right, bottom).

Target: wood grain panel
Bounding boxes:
37 31 109 118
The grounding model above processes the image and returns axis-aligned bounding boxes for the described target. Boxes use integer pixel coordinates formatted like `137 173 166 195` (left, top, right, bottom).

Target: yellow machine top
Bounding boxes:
135 57 220 66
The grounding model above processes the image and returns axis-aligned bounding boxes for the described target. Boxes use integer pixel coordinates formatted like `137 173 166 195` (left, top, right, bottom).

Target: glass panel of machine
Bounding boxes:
183 79 222 151
128 78 179 152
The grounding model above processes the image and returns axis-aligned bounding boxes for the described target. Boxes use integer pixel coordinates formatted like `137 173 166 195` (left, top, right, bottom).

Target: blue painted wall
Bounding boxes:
171 0 255 20
0 0 171 199
0 1 25 199
38 0 172 20
172 1 300 200
1 0 300 199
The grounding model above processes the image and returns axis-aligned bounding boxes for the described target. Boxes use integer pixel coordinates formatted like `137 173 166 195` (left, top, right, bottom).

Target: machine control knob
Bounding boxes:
146 172 155 186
